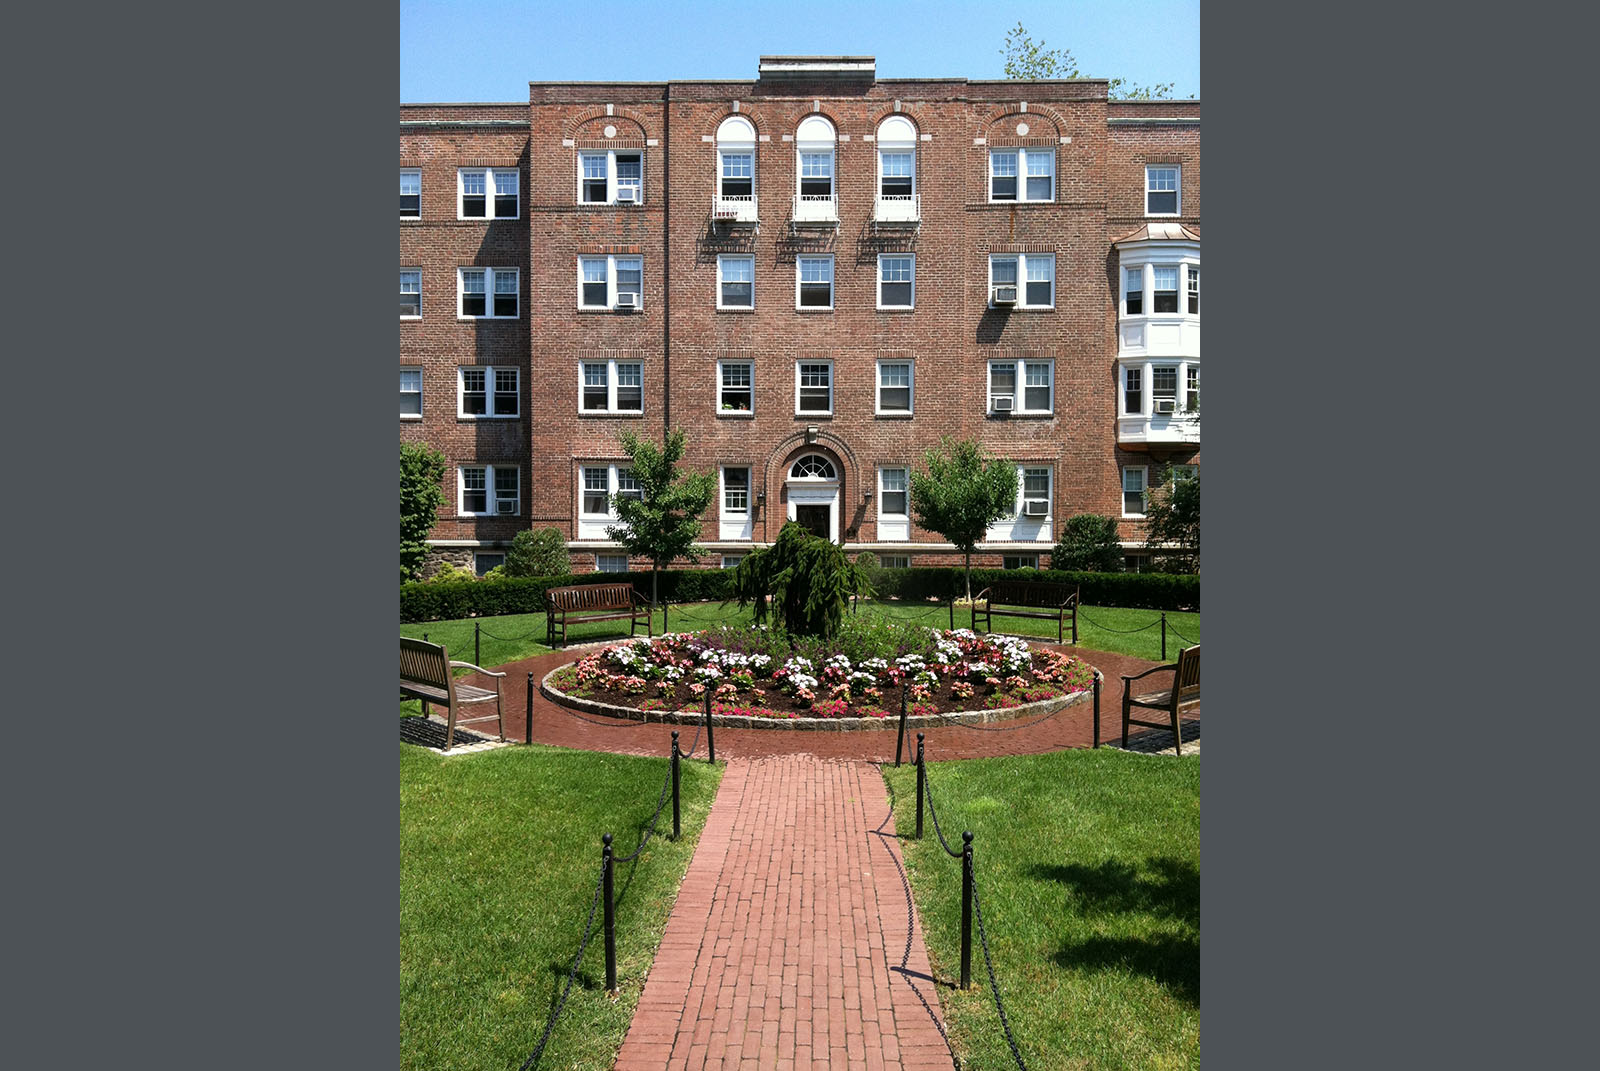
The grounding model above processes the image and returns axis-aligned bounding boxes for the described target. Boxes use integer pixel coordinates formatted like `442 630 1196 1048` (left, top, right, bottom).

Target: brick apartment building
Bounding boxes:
400 56 1199 577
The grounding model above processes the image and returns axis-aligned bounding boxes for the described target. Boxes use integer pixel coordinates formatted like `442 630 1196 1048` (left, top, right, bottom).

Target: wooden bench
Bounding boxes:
1119 644 1201 755
971 581 1080 643
399 637 505 751
544 582 653 648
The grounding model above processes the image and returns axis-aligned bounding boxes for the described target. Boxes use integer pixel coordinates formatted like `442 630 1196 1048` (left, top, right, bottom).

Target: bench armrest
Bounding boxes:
1121 663 1176 685
449 662 506 678
972 587 993 602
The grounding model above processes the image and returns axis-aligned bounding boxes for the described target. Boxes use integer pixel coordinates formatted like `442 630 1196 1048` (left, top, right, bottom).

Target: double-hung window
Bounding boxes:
1123 367 1143 415
718 255 753 308
878 255 914 309
722 467 750 515
1017 467 1052 519
720 151 753 198
988 360 1053 415
989 254 1053 308
989 149 1054 202
459 366 519 418
579 359 644 414
797 256 833 309
580 465 638 520
400 269 421 318
400 368 422 417
796 361 833 415
876 361 913 415
458 167 518 219
400 169 420 218
578 150 643 205
1153 266 1180 313
1186 367 1200 412
1003 555 1040 571
1125 268 1144 315
458 267 518 319
717 361 753 413
1146 166 1179 216
1188 266 1200 314
578 255 643 310
1152 366 1179 412
879 151 913 199
460 464 519 516
800 151 833 199
879 468 908 516
1122 467 1148 517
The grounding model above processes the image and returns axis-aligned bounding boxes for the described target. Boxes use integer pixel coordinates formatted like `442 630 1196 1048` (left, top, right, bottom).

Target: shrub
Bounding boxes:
504 527 570 578
400 442 448 583
1051 514 1124 572
731 522 872 640
427 561 477 584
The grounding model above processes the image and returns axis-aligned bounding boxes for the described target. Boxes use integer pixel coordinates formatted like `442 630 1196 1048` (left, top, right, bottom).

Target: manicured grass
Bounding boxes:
882 749 1200 1070
401 743 723 1071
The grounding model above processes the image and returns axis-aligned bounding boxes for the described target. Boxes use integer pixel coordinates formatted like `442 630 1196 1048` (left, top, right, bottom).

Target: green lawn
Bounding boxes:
401 743 723 1071
882 749 1200 1071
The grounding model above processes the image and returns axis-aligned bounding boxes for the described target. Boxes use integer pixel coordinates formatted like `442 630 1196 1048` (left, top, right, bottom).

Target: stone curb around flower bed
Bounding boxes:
540 664 1092 731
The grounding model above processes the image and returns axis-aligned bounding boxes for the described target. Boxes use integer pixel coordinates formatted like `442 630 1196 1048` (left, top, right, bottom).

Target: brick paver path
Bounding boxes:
612 754 954 1071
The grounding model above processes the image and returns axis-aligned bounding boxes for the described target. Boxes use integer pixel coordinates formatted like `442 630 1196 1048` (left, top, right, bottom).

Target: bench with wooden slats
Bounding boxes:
971 581 1080 644
544 582 652 648
399 637 505 751
1118 644 1201 754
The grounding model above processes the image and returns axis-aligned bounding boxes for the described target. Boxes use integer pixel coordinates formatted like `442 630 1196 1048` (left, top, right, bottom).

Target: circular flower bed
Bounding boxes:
543 623 1095 726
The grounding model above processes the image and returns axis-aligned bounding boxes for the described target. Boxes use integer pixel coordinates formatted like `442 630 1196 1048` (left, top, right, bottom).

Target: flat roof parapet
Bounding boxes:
758 56 875 82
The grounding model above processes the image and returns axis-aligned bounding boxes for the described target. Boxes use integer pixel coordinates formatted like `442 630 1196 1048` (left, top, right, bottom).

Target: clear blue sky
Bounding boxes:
401 1 1199 102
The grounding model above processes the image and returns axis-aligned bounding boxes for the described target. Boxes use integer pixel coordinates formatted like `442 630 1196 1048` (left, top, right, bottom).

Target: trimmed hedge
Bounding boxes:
400 566 1196 623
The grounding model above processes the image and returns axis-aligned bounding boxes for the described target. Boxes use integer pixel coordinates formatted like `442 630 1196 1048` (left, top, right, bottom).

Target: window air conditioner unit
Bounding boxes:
1155 398 1178 414
615 292 639 310
496 500 517 515
992 285 1018 305
991 394 1014 413
616 187 638 203
1023 499 1049 517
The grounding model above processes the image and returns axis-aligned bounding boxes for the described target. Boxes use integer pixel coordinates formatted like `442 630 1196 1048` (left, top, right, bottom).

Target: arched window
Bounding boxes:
789 454 837 479
716 116 756 200
876 116 916 200
795 115 836 202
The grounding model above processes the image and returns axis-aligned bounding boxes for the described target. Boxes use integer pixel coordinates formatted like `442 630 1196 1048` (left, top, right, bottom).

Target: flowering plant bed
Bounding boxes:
543 623 1094 725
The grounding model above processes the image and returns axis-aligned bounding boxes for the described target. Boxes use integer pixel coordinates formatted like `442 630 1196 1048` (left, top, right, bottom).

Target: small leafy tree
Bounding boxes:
1144 467 1200 572
605 428 717 610
731 522 872 640
1052 514 1124 572
504 527 570 578
400 442 448 583
1000 21 1174 100
909 437 1018 603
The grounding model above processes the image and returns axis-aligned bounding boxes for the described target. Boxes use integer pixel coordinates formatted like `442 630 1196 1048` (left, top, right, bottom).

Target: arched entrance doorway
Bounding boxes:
785 452 840 542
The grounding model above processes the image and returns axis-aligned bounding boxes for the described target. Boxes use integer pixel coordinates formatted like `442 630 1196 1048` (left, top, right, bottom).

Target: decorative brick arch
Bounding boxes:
763 433 864 497
866 104 924 133
777 105 846 137
977 103 1066 140
711 107 772 141
562 108 653 142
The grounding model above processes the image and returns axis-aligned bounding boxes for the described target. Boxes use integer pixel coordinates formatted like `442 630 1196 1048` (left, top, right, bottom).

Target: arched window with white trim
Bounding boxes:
793 115 838 225
714 116 758 223
789 454 837 480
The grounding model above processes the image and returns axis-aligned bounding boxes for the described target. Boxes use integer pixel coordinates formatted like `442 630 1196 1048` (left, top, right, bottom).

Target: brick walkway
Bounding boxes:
612 755 954 1071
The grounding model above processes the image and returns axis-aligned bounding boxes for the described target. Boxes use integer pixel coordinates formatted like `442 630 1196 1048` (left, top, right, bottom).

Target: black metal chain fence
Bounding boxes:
516 864 605 1071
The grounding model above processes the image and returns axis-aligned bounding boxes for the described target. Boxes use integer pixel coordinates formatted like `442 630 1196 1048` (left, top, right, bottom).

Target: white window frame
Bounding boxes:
1123 366 1144 416
988 254 1054 309
875 360 914 416
716 360 754 415
721 554 746 569
1003 555 1040 571
400 268 421 319
989 149 1055 203
1169 464 1198 487
1122 466 1149 518
457 167 519 220
877 467 910 520
577 255 644 311
796 256 834 310
580 465 639 521
457 267 518 320
1187 266 1200 315
877 254 915 310
717 255 755 310
798 148 835 200
878 554 910 569
577 359 644 415
795 360 834 416
458 464 520 517
1145 165 1180 217
400 367 422 419
987 360 1054 415
596 553 629 574
457 366 520 419
1015 466 1053 520
473 551 505 576
577 149 644 206
1124 266 1145 317
877 147 915 199
400 169 420 219
720 466 751 519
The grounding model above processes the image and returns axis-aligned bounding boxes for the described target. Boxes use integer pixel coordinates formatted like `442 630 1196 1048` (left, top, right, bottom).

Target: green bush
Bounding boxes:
731 522 872 640
1051 514 1124 572
866 567 1198 611
426 561 477 584
504 527 570 578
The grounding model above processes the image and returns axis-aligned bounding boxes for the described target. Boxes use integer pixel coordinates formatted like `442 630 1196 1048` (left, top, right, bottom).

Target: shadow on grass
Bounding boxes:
1031 856 1200 1006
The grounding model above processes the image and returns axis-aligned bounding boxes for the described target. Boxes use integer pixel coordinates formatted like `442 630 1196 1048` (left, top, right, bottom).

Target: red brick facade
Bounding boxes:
400 61 1199 576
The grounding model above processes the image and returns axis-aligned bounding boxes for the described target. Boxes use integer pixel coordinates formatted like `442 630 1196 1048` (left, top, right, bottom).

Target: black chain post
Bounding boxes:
915 733 925 840
422 632 428 644
1161 612 1167 661
895 686 908 767
474 620 480 667
1092 672 1101 748
949 596 955 631
1073 589 1080 644
961 830 974 989
704 687 715 763
602 833 617 992
671 731 681 840
525 671 534 745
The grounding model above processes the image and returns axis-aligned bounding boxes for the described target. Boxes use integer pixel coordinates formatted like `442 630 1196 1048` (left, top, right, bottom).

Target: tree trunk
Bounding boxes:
652 561 662 632
964 549 973 603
